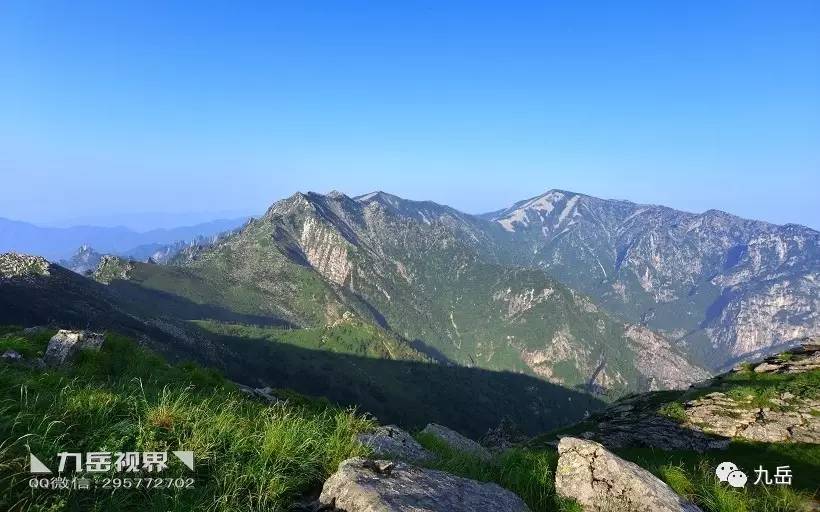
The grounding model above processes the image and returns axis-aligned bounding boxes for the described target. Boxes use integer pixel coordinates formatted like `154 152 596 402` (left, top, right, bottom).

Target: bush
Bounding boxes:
658 401 687 422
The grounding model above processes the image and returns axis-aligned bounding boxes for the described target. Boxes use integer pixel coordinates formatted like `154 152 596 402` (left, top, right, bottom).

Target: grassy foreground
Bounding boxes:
0 327 373 511
1 326 816 512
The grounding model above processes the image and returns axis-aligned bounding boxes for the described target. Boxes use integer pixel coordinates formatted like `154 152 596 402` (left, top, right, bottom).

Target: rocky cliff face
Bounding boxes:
483 190 819 368
622 325 712 390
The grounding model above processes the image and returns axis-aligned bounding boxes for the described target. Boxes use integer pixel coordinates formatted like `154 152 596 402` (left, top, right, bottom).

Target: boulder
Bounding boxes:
2 349 23 362
358 425 434 462
44 330 105 366
420 423 491 460
319 457 530 512
236 384 283 404
555 437 702 512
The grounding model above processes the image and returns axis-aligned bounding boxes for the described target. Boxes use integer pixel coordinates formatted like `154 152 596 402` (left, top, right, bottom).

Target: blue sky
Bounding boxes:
1 1 818 229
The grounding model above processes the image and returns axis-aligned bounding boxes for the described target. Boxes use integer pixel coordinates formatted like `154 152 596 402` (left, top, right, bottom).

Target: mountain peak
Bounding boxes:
355 190 402 206
326 190 349 200
486 189 589 232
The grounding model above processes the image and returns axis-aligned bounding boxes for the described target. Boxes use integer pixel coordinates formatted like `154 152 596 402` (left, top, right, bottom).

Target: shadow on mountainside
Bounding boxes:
191 323 606 438
105 279 293 327
0 263 291 329
0 267 606 438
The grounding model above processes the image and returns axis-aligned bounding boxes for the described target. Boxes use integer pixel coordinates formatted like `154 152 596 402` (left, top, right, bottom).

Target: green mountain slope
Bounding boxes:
152 191 707 394
0 253 604 436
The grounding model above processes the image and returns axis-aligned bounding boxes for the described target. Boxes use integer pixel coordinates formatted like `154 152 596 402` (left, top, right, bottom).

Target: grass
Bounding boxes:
658 401 687 422
688 365 820 412
0 327 592 512
618 442 819 511
414 432 582 512
658 460 811 512
0 328 375 511
0 329 52 359
2 326 817 512
417 431 817 512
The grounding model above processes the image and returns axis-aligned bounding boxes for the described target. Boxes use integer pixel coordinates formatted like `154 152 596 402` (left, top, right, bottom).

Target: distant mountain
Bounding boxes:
58 245 104 275
0 216 250 260
483 189 819 367
43 210 256 231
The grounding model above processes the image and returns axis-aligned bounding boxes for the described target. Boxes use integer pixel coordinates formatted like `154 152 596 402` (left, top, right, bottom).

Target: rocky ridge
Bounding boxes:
59 245 103 275
168 190 709 395
0 253 50 280
546 342 820 451
483 189 820 368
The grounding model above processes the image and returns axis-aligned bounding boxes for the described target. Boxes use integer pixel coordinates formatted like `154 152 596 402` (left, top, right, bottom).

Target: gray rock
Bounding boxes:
44 330 105 366
682 391 820 444
555 437 702 512
358 425 433 462
319 457 530 512
2 349 23 362
236 384 283 404
754 362 781 373
421 423 491 460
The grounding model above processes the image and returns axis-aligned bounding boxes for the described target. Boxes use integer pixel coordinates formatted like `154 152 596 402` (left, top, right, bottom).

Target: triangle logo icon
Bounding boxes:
30 453 52 474
172 451 194 471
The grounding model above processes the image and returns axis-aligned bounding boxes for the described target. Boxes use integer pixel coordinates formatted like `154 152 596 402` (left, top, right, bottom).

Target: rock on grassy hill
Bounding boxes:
541 341 820 451
529 342 820 510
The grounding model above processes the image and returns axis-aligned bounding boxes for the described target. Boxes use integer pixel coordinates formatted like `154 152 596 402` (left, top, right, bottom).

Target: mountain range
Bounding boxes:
1 188 817 433
0 216 249 260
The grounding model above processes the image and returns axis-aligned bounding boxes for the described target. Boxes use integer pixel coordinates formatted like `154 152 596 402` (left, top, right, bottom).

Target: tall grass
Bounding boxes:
0 330 375 511
414 432 582 512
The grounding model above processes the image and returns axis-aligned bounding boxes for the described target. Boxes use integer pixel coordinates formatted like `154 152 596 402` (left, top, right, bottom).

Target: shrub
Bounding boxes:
658 401 687 422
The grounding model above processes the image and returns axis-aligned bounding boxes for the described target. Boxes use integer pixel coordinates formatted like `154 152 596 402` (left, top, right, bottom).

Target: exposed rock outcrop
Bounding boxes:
59 245 104 275
560 343 820 450
421 423 491 460
555 437 702 512
740 341 820 374
584 396 731 452
0 253 50 280
44 330 105 366
357 425 434 463
681 391 819 443
623 324 711 390
319 457 530 512
92 255 134 284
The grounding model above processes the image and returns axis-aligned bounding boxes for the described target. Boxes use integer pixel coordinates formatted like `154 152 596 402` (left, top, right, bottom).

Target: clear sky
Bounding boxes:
1 1 818 229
